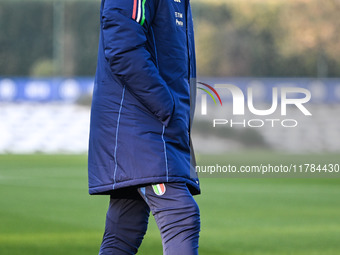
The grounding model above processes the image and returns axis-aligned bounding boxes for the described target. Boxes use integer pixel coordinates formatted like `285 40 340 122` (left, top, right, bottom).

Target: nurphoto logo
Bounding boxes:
198 83 312 128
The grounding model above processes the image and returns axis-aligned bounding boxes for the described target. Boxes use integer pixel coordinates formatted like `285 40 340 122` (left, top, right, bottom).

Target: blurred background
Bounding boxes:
0 0 340 254
1 0 340 153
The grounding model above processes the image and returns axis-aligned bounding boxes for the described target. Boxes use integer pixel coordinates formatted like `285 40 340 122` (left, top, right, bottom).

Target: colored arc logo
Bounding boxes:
197 82 223 106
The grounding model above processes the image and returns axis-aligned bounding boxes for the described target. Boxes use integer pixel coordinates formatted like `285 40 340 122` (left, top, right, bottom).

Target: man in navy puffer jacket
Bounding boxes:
88 0 200 253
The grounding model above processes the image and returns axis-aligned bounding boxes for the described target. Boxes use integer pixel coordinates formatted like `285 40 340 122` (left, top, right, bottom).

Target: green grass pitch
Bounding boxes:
0 153 340 255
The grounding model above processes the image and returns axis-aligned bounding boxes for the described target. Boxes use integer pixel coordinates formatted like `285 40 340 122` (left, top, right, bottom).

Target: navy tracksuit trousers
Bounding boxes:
99 183 200 255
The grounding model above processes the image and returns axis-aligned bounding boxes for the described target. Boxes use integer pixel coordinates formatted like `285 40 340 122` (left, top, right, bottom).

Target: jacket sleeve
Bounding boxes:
101 0 174 127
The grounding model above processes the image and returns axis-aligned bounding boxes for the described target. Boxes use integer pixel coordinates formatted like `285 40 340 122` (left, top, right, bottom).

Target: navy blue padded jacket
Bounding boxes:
88 0 200 195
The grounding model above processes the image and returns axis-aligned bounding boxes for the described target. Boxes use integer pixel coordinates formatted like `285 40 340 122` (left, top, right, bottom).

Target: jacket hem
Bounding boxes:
89 176 200 196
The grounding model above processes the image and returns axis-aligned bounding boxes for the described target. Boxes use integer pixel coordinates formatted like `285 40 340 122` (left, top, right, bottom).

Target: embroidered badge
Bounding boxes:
152 183 166 196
